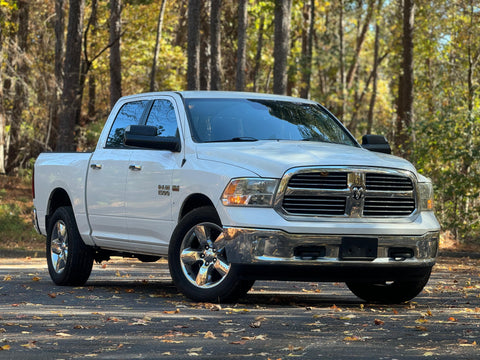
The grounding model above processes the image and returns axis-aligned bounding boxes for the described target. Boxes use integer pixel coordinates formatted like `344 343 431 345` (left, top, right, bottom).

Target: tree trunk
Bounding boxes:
338 0 346 119
346 0 375 90
394 0 415 158
6 0 29 173
187 0 201 90
49 0 66 150
56 0 84 152
87 0 98 121
300 0 315 99
150 0 167 92
367 0 383 134
210 0 222 90
273 0 292 95
252 15 264 93
109 0 122 109
200 0 211 90
235 0 248 91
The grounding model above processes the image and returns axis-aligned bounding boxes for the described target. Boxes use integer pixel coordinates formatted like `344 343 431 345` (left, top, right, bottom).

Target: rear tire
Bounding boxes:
46 206 94 286
168 206 254 302
346 268 432 304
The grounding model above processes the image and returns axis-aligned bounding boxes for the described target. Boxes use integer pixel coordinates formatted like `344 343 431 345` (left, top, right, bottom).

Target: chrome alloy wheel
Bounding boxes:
179 222 230 289
50 220 69 274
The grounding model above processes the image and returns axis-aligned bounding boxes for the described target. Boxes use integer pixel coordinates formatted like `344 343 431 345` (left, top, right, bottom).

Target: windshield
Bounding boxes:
184 98 357 146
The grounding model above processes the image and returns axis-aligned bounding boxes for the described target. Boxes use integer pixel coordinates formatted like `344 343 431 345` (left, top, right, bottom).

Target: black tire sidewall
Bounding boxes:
46 206 93 286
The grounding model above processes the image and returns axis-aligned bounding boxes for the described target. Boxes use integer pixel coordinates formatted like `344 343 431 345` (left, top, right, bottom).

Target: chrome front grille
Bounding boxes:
282 195 346 215
287 172 348 189
279 168 417 218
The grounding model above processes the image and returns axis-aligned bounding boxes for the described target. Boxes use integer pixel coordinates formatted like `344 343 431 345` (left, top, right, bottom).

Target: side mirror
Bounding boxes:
124 125 181 152
361 134 391 154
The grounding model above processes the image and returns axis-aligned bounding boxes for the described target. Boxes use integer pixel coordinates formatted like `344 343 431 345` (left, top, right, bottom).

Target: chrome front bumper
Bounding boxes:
223 227 439 267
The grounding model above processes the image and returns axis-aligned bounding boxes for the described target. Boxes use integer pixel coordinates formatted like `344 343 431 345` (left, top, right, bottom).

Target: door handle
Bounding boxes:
129 164 142 171
90 163 102 170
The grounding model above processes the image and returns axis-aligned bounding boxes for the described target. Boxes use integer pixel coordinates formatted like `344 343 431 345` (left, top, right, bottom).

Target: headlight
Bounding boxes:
418 181 434 211
221 178 279 207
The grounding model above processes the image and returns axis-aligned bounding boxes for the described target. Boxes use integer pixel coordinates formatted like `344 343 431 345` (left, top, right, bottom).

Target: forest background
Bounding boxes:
0 0 479 248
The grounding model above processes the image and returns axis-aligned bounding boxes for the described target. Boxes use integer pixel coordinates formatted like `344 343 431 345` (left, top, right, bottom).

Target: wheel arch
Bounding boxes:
178 193 216 221
46 188 72 226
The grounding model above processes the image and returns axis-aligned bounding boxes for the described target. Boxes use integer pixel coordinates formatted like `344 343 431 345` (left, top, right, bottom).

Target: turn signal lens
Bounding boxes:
418 182 434 212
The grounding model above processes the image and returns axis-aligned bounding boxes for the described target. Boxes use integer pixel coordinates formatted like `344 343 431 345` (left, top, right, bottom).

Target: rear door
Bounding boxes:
86 100 150 246
125 96 183 253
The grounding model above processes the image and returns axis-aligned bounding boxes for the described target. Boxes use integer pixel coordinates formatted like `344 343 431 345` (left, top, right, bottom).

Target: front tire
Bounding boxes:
168 206 254 302
46 206 94 286
346 268 432 304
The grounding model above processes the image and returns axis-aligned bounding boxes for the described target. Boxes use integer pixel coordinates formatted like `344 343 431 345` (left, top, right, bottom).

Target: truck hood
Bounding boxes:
196 141 418 178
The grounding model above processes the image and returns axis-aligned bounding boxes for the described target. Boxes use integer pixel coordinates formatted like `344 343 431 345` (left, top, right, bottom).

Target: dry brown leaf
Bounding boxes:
204 331 216 339
163 309 180 314
344 336 361 341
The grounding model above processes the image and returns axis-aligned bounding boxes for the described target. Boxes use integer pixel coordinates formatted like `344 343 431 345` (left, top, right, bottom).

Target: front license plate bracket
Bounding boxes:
339 237 378 261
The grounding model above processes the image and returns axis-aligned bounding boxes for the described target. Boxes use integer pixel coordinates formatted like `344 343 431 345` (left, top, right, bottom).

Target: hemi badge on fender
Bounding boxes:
172 185 180 192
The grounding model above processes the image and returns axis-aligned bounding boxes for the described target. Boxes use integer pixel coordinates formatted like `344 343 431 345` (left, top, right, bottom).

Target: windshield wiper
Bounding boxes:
206 137 258 143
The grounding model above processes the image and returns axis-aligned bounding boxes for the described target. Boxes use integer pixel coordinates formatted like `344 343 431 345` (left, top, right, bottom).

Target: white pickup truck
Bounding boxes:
33 91 440 303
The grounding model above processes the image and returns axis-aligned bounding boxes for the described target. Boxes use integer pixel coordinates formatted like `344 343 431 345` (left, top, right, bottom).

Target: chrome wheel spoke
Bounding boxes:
193 225 209 246
214 258 230 277
50 220 68 274
181 248 202 265
213 232 226 251
51 238 62 255
195 264 211 287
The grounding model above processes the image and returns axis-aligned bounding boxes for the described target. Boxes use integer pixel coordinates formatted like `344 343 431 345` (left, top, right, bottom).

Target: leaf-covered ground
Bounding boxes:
0 256 478 359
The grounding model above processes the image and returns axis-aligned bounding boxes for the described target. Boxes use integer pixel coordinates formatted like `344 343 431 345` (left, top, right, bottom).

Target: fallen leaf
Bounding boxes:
161 340 183 344
374 319 384 326
415 326 428 332
0 345 11 350
21 341 39 349
48 293 57 298
189 317 206 321
56 332 72 337
187 347 203 353
32 276 41 282
343 336 361 341
163 309 180 314
204 331 216 339
448 317 457 322
416 318 429 324
241 335 267 341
